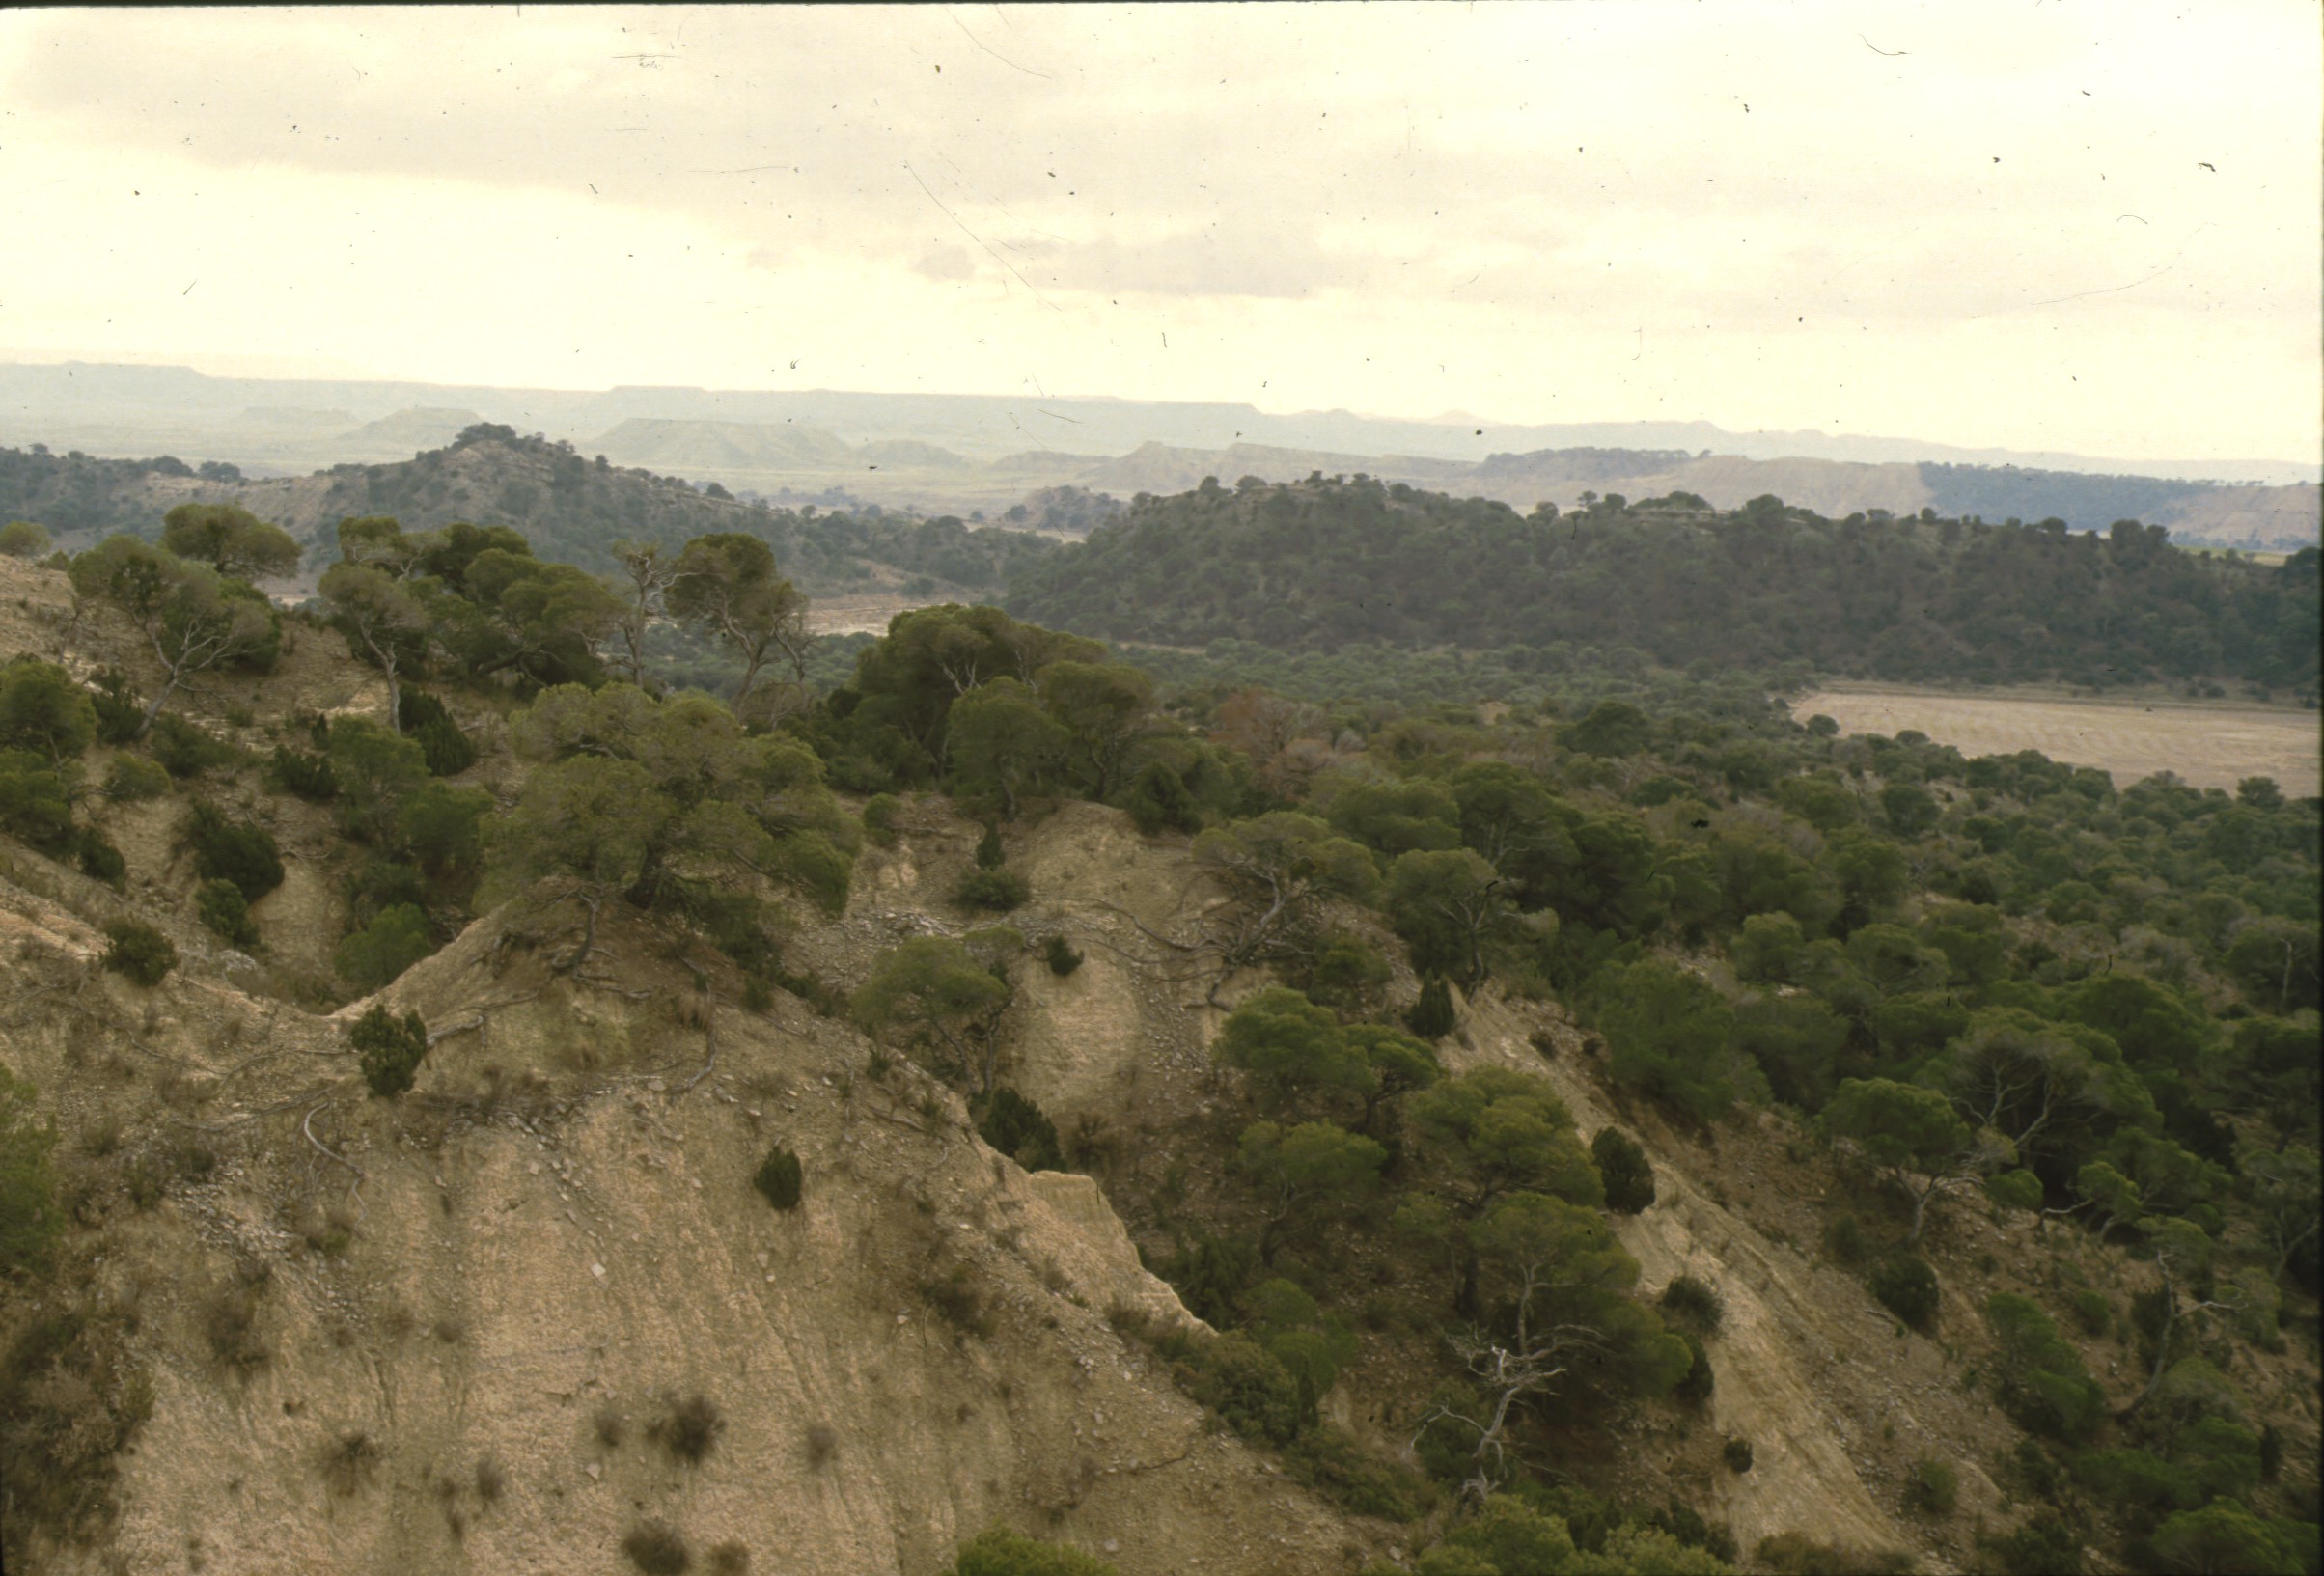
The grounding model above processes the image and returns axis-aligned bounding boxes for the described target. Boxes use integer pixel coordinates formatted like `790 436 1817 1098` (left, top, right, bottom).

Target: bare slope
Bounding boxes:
0 871 1383 1576
0 552 1386 1575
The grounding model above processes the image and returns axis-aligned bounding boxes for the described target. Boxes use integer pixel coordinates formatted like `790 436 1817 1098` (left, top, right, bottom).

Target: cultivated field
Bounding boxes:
807 592 927 635
1791 683 2320 797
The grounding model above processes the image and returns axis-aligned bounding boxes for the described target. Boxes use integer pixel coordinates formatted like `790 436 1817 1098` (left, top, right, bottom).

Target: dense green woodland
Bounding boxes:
4 463 2321 1574
0 444 244 536
1915 464 2215 531
1007 477 2321 696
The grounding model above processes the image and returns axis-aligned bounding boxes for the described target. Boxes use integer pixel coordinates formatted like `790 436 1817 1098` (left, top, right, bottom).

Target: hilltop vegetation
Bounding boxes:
258 425 1064 595
0 427 1058 597
0 444 246 537
1 426 2319 1575
0 484 2319 1575
1007 477 2321 697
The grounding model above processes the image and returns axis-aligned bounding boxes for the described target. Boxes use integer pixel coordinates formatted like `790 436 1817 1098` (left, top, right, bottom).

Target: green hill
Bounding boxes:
1004 475 2321 695
0 427 1058 597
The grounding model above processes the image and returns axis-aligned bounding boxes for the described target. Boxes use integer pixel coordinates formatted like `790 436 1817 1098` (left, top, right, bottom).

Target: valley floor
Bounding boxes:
1789 683 2320 796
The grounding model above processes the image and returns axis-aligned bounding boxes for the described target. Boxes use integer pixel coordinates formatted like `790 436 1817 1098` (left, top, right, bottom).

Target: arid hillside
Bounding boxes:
2 544 2315 1576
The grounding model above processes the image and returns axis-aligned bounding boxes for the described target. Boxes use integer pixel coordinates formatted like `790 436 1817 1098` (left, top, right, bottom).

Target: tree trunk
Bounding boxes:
732 636 768 705
136 670 183 738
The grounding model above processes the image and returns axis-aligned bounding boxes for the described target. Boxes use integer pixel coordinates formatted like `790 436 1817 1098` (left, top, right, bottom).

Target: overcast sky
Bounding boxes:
2 3 2316 462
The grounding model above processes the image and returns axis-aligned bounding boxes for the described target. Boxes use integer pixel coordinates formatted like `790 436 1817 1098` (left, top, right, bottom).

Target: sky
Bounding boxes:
1 3 2317 463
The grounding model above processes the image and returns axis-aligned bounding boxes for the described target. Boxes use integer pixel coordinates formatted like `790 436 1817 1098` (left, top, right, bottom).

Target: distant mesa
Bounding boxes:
856 438 971 470
338 406 485 450
591 416 859 471
987 449 1103 474
241 405 360 429
0 359 2315 549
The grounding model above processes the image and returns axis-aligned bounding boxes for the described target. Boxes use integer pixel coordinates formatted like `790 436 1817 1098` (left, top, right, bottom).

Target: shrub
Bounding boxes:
347 858 428 923
954 867 1030 911
1986 1168 2044 1213
974 822 1006 870
196 878 260 949
949 1526 1120 1576
2072 1447 2200 1529
399 691 477 776
861 793 901 845
1283 1424 1426 1521
706 1544 750 1576
1984 1292 2105 1442
399 783 490 874
327 716 428 843
1757 1534 1920 1575
975 1087 1063 1172
1125 761 1202 837
622 1521 691 1575
1597 959 1738 1121
0 658 97 760
752 1146 803 1211
2147 1501 2304 1576
102 755 171 802
351 1006 428 1097
918 1263 995 1339
1632 1500 1737 1565
1674 1329 1715 1404
1429 1497 1576 1571
102 919 177 986
413 713 478 779
1869 1255 1940 1332
1975 1523 2083 1576
1724 1436 1755 1473
804 1422 839 1469
87 670 145 746
1041 933 1084 976
2069 1289 2112 1337
0 750 73 851
649 1394 724 1465
1823 1211 1873 1265
148 713 235 778
0 1066 61 1279
1660 1273 1724 1334
1170 1331 1302 1446
966 827 1004 878
76 828 125 888
0 519 50 558
1156 1233 1259 1328
267 744 340 801
1593 1126 1657 1214
335 904 433 991
180 802 283 900
1405 976 1455 1038
1906 1455 1958 1514
318 1427 379 1496
1305 933 1391 1011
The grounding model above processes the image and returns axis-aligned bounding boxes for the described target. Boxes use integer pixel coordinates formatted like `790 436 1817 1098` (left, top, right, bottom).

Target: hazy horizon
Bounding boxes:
4 4 2318 466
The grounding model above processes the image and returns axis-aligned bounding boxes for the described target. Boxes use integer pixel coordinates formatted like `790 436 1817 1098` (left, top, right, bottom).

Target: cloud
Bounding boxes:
910 244 978 282
0 3 2313 460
